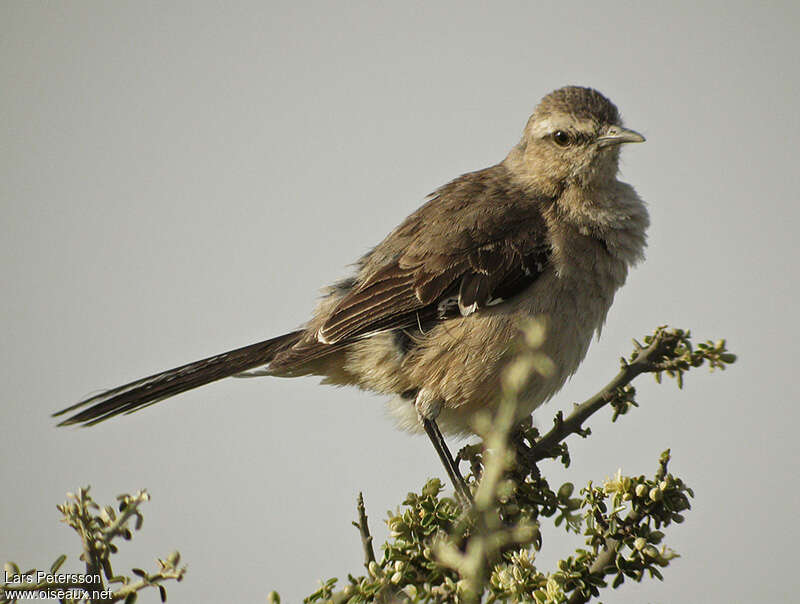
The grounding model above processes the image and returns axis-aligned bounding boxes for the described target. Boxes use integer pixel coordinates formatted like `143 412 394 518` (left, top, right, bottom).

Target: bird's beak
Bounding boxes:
596 126 646 148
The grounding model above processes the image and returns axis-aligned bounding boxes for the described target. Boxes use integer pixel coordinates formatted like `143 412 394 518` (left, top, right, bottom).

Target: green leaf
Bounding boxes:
557 483 574 500
50 554 67 574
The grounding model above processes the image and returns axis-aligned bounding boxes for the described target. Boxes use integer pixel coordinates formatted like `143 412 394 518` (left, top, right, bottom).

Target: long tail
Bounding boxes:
54 331 303 427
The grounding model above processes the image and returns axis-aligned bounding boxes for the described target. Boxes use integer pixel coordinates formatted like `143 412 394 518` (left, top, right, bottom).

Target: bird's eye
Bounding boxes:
552 130 571 147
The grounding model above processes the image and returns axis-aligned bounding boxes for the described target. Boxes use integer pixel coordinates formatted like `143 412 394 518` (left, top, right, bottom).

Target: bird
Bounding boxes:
55 86 648 500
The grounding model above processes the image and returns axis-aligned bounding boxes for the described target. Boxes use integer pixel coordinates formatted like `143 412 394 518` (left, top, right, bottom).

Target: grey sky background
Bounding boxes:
2 2 798 602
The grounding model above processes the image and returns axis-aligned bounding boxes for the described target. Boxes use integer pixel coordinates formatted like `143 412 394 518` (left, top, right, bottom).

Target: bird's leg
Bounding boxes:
415 390 472 504
422 418 472 504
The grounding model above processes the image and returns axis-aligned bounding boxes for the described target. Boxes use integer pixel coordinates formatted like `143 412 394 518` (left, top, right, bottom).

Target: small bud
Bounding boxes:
403 585 418 598
634 537 647 550
368 561 380 577
635 484 648 497
391 571 403 584
649 487 663 502
643 545 659 559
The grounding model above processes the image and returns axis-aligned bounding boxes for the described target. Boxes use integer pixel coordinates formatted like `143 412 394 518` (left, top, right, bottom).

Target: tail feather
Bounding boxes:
54 331 303 426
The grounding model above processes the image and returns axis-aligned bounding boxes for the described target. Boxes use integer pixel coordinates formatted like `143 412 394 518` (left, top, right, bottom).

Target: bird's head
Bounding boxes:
507 86 644 193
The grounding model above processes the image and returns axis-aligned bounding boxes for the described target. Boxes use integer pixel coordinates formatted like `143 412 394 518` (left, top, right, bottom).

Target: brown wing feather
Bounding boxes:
319 241 549 344
318 265 422 343
316 164 554 346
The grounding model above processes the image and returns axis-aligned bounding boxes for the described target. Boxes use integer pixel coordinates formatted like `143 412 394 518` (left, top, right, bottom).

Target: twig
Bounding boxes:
102 492 148 542
435 396 536 604
567 541 617 604
71 489 105 590
528 328 676 465
352 493 376 570
566 510 642 604
109 561 185 603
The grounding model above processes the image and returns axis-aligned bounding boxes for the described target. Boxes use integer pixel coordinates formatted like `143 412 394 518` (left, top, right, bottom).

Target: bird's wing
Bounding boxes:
317 167 552 345
317 239 549 344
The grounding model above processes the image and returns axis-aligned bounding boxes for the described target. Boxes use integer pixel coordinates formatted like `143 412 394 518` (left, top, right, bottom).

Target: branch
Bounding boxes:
527 327 705 465
295 325 729 603
566 511 641 604
108 553 185 603
351 493 376 570
2 488 186 604
435 396 538 603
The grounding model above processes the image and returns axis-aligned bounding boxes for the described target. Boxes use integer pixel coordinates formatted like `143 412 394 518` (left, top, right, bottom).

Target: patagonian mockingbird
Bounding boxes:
55 86 648 500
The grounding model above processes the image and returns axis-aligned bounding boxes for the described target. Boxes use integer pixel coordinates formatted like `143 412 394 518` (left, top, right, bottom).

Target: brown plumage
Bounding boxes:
312 164 552 345
55 86 648 447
